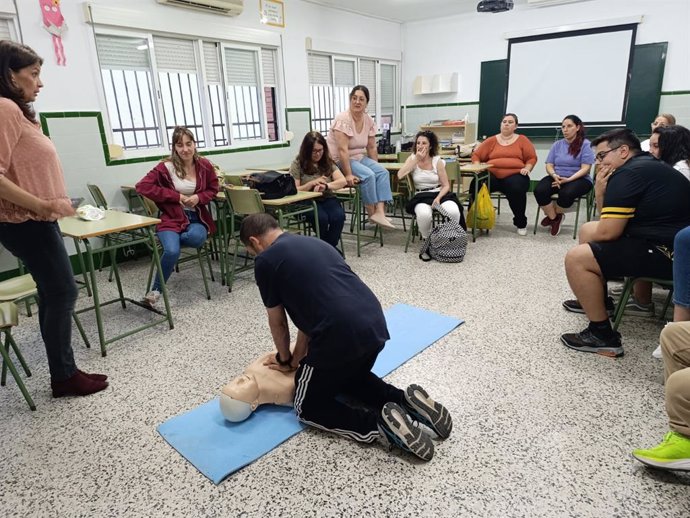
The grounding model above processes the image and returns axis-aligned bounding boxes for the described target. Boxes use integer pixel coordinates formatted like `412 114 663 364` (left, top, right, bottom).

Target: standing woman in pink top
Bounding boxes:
471 113 537 235
326 85 395 229
0 41 108 399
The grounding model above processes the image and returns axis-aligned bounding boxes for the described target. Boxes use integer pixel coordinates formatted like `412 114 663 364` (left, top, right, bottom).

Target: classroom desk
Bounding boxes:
262 190 322 237
378 154 398 162
334 186 383 257
381 162 406 172
59 211 173 356
251 164 291 171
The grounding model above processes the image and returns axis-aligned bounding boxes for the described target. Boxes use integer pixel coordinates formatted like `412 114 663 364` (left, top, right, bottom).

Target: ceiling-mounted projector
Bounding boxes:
477 0 514 12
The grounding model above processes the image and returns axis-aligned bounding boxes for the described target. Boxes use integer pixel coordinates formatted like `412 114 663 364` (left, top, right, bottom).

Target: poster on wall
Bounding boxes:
39 0 67 66
260 0 285 28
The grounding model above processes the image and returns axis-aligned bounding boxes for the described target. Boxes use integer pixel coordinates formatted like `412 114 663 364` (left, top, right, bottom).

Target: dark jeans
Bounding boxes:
470 173 530 228
294 350 405 443
304 197 345 249
533 176 592 208
0 220 77 381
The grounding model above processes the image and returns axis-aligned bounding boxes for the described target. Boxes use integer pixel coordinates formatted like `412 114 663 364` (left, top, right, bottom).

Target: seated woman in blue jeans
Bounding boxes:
289 131 347 249
136 126 219 306
326 85 394 229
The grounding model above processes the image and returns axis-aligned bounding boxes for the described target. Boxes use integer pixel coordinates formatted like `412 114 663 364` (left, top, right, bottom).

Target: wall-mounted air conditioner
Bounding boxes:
527 0 585 7
156 0 244 17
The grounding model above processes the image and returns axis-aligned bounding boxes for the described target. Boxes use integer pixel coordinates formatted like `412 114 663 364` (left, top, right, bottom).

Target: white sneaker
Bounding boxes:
144 290 160 307
652 345 662 359
517 227 527 236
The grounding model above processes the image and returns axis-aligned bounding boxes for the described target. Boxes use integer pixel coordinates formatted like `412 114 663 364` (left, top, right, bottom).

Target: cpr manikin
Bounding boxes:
220 352 296 422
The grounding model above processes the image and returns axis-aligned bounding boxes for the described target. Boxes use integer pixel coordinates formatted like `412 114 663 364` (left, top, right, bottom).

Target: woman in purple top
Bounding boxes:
534 114 595 236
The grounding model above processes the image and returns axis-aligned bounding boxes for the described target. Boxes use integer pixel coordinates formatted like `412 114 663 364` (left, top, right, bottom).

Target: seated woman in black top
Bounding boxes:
288 132 347 249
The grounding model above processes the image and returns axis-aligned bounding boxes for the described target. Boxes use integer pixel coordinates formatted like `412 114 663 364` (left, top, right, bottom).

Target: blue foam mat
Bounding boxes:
157 303 463 484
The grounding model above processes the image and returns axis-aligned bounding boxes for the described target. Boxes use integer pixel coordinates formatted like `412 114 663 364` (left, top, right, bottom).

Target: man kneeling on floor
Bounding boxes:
240 213 452 461
561 128 690 357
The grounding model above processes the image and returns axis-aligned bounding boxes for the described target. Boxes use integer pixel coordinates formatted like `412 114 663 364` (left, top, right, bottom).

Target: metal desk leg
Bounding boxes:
311 201 320 238
147 227 174 330
108 245 126 309
73 244 92 296
472 175 479 242
77 238 107 356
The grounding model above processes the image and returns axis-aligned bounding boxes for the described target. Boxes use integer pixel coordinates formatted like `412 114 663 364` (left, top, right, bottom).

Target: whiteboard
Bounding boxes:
506 27 635 126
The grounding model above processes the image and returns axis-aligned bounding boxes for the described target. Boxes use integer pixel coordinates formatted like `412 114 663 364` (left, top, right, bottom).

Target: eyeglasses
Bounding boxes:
595 146 622 161
312 148 324 154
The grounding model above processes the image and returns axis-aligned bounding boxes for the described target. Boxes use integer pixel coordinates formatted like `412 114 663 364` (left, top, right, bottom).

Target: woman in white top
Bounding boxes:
136 126 219 305
640 113 676 152
650 124 690 181
397 130 464 239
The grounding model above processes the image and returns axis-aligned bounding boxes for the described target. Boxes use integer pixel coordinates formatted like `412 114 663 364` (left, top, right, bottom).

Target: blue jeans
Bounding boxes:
348 157 392 206
152 211 208 292
305 197 345 249
0 220 78 381
673 226 690 308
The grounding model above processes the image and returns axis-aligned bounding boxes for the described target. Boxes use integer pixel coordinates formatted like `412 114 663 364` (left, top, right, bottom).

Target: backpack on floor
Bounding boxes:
419 203 468 263
466 183 495 230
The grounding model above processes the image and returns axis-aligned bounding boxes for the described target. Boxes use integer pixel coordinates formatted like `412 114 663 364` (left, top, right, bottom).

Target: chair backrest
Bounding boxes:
136 193 159 218
405 174 415 192
224 187 265 216
397 151 411 162
87 184 108 209
224 174 245 187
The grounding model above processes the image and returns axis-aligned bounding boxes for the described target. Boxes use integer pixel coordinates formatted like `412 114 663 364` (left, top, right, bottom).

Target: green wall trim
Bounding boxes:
404 101 479 109
39 110 313 167
661 90 690 96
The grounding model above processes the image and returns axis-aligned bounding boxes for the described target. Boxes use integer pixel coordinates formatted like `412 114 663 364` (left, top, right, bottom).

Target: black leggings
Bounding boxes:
533 176 592 208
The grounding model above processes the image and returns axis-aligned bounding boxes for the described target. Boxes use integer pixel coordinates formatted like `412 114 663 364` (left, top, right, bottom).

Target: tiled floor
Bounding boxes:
1 200 689 517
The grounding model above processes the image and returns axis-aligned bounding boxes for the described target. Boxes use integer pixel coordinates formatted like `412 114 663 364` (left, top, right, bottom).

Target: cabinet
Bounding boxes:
419 122 477 145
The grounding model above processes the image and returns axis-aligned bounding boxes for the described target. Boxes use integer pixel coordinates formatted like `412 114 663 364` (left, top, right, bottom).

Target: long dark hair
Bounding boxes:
563 114 586 157
413 130 439 157
655 125 690 170
298 131 334 176
0 41 43 123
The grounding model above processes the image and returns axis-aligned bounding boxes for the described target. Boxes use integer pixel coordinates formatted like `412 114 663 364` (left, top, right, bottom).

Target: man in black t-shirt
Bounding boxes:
561 128 690 357
239 213 452 461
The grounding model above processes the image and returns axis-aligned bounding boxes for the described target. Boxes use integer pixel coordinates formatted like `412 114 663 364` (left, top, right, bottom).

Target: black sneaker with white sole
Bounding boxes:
562 297 615 317
402 384 452 439
560 327 624 358
378 402 434 461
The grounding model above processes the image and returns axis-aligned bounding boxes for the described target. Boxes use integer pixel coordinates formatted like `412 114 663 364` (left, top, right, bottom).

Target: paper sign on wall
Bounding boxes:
260 0 284 28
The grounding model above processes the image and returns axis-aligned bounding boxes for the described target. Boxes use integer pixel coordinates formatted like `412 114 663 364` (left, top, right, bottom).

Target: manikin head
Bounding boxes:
219 374 260 422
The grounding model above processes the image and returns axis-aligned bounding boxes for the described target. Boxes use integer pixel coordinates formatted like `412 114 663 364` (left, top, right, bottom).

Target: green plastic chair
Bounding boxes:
0 302 35 410
223 187 265 291
612 276 673 331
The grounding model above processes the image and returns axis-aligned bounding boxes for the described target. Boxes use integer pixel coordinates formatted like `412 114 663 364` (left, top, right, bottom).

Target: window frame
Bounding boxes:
0 15 19 41
92 27 286 158
308 52 400 135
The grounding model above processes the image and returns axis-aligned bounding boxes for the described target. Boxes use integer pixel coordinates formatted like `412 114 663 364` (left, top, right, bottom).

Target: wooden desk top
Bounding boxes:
59 210 160 239
381 162 406 172
262 190 322 206
378 154 398 162
251 164 291 171
459 163 493 172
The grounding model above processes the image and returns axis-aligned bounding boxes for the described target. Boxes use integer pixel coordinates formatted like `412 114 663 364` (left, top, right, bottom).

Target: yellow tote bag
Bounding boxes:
467 183 496 230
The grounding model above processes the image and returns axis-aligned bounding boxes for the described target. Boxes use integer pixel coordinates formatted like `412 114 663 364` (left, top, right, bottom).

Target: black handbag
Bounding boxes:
246 171 297 200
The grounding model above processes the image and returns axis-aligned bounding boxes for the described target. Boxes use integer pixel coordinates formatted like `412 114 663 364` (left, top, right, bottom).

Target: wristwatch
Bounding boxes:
275 351 293 366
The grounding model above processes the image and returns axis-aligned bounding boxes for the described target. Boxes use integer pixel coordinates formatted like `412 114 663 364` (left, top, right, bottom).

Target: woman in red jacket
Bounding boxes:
471 113 537 235
136 126 219 306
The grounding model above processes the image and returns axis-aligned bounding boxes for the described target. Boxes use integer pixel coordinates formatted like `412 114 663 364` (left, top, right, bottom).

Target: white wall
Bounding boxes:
402 0 690 106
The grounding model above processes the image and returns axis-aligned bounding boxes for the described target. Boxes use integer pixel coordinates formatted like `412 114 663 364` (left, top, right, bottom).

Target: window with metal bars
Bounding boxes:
308 53 398 135
94 32 281 151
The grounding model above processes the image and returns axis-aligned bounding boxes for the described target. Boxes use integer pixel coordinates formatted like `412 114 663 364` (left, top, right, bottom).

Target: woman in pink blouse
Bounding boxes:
0 41 108 398
326 85 394 229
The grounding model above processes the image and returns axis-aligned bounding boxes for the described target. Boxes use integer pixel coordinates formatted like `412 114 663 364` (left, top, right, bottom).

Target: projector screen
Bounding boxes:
505 25 636 126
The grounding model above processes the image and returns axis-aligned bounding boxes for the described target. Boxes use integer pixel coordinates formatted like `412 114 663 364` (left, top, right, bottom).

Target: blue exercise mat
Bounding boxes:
157 303 463 484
